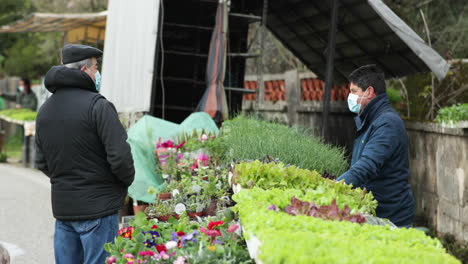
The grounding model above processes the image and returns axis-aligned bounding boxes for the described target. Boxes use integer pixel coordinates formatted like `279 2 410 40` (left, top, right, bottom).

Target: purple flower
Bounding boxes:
171 232 179 242
143 231 160 238
143 239 156 248
268 205 277 211
180 231 199 247
212 240 223 245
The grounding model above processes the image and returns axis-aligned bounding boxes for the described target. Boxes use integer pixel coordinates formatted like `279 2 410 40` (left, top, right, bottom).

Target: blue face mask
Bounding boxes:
347 93 362 113
18 86 24 93
94 71 101 92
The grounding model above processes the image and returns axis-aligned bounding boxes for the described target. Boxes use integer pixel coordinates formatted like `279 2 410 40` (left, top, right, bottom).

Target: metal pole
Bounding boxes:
321 0 339 138
256 0 268 112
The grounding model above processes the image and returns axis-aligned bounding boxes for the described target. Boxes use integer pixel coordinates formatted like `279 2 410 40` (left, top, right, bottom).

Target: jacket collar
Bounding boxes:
354 93 391 132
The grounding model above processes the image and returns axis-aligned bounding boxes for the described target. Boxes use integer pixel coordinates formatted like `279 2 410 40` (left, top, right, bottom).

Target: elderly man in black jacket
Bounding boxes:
35 44 135 264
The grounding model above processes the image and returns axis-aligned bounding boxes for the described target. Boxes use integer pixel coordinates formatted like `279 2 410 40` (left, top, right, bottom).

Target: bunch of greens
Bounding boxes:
233 161 377 214
218 115 348 175
435 103 468 124
233 188 460 264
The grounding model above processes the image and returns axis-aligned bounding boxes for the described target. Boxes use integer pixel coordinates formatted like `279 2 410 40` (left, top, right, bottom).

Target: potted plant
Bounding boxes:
186 195 206 218
151 201 175 222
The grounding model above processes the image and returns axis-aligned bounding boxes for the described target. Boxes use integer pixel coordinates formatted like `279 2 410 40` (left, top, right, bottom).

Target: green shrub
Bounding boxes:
386 87 403 104
233 188 460 264
219 115 348 175
435 103 468 124
0 152 7 163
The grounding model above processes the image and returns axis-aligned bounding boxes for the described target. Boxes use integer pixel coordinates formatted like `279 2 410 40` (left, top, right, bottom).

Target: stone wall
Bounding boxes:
406 122 468 242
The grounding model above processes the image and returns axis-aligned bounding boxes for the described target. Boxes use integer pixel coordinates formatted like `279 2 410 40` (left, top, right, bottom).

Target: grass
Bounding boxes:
219 115 348 175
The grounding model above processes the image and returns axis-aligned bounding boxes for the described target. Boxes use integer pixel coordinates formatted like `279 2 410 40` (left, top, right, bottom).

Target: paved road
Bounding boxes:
0 163 54 264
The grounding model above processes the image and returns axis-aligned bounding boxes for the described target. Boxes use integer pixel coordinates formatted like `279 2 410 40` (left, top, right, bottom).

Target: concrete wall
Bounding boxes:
406 122 468 242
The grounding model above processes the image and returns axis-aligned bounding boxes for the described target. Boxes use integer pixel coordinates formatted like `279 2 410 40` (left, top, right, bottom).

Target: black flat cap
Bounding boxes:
62 44 103 64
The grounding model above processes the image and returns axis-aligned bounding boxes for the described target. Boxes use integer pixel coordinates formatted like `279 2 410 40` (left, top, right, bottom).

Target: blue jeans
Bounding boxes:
54 213 119 264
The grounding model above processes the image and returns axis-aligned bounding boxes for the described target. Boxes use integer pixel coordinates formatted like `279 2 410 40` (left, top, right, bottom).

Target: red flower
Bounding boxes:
118 227 134 239
155 244 167 253
177 231 186 237
175 141 186 149
156 139 175 149
207 221 224 230
151 225 158 229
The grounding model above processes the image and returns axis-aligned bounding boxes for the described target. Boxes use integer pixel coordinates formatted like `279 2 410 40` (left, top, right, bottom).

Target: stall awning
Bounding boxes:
267 0 450 84
0 12 107 43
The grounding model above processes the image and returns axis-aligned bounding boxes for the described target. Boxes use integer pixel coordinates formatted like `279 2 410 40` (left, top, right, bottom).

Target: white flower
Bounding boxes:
174 203 186 215
162 174 170 179
165 241 178 250
192 185 202 193
172 189 180 197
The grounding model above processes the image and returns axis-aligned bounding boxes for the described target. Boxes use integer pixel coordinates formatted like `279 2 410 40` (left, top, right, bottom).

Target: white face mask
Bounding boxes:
18 86 24 93
347 93 362 113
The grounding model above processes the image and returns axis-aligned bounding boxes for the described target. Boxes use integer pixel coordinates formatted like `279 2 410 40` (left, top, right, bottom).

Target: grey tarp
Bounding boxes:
127 112 218 203
368 0 449 80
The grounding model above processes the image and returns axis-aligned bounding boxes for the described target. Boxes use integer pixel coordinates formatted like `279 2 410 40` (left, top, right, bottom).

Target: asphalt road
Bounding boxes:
0 163 54 264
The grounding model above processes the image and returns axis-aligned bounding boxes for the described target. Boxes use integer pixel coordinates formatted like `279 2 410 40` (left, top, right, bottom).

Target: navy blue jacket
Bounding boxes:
337 94 414 226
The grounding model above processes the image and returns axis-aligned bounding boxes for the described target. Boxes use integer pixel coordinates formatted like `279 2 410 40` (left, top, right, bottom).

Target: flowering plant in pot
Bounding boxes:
154 138 185 176
149 201 175 222
185 195 208 218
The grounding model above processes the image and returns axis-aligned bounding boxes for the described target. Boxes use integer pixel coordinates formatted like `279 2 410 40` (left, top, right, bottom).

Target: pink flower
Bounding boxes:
123 253 134 259
227 224 239 233
199 134 209 142
106 256 117 264
173 256 186 264
199 227 222 237
197 153 210 166
127 262 134 264
138 251 155 257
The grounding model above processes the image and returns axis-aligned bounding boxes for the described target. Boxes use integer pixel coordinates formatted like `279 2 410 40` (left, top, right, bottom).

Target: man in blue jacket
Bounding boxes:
337 65 415 228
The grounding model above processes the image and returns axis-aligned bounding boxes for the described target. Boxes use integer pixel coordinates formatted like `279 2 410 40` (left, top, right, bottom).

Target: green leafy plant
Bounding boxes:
435 103 468 124
233 188 460 264
233 161 377 214
387 87 403 104
218 115 348 175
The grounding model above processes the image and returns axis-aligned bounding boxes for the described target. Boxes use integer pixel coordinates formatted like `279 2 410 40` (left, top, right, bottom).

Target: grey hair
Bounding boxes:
63 58 93 69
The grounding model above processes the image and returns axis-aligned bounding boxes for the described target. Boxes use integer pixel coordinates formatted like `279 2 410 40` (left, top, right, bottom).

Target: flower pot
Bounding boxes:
188 212 204 218
157 215 171 222
158 193 172 200
204 199 218 216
